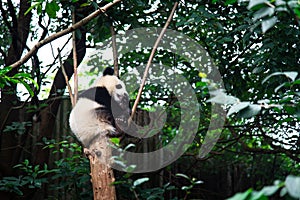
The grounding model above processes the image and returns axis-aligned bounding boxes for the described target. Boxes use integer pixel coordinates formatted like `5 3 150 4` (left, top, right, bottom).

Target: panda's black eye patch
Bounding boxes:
116 84 122 89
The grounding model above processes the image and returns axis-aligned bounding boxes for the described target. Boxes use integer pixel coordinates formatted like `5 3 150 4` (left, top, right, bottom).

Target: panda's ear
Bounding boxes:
103 67 114 76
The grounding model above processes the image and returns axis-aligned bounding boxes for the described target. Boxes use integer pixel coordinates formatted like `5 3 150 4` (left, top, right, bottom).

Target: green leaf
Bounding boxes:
261 16 277 33
13 73 31 79
207 91 239 105
261 185 280 196
227 188 253 200
182 185 193 191
227 102 250 117
24 2 41 16
248 0 267 10
250 190 266 200
110 138 120 146
80 2 91 7
176 173 190 180
253 7 275 21
0 66 12 75
262 71 298 84
237 104 261 118
284 72 298 81
285 175 300 198
225 0 237 5
294 7 300 18
46 1 60 18
274 83 287 93
18 80 34 97
133 177 149 187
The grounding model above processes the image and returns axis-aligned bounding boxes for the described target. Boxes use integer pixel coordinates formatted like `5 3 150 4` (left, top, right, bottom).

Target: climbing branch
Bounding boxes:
72 9 78 105
9 0 122 69
110 24 119 77
57 48 75 107
130 1 179 119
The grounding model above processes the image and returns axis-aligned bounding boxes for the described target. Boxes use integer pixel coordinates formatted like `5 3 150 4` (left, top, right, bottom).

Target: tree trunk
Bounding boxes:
0 0 32 190
87 137 116 200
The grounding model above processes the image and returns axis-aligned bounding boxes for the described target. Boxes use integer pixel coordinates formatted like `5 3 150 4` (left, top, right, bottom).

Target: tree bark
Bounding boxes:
87 137 116 200
0 0 32 176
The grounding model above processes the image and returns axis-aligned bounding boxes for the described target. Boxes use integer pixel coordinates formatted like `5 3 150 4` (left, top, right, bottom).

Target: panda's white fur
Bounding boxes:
69 68 130 148
96 75 128 108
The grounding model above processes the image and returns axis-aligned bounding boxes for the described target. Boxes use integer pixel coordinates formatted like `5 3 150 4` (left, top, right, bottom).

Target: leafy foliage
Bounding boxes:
228 175 300 200
0 0 299 199
0 67 38 97
0 138 92 199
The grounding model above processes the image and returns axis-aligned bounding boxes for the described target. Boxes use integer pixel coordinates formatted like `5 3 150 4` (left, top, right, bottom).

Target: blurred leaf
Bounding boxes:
176 173 190 180
262 16 277 33
285 175 300 198
207 91 239 105
225 0 237 5
227 188 252 200
237 104 261 118
260 185 280 196
0 66 12 75
294 7 300 18
248 0 268 10
253 7 274 21
262 71 298 84
227 102 250 117
18 80 34 97
133 177 149 187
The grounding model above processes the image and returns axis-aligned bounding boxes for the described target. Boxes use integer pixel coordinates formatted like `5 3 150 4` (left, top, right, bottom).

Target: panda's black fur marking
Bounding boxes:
69 67 130 149
103 67 114 76
79 87 112 111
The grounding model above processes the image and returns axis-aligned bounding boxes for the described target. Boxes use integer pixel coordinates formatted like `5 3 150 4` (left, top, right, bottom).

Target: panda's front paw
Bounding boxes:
115 117 128 132
106 129 122 137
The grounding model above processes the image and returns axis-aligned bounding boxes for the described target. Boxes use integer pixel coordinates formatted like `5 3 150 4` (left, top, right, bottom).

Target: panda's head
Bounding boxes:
95 68 129 110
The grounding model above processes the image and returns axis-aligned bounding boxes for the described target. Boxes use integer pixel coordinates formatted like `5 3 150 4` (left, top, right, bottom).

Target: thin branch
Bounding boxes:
58 48 75 107
130 1 179 119
110 23 119 77
38 14 50 42
9 0 123 69
72 9 78 105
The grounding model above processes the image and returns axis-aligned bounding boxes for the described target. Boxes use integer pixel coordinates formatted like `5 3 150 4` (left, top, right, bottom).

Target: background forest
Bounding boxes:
0 0 299 199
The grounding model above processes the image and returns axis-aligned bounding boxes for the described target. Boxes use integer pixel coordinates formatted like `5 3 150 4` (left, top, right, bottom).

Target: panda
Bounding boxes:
69 67 130 149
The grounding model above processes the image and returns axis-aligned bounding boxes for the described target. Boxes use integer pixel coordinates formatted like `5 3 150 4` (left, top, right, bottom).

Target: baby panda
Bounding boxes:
69 67 130 149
